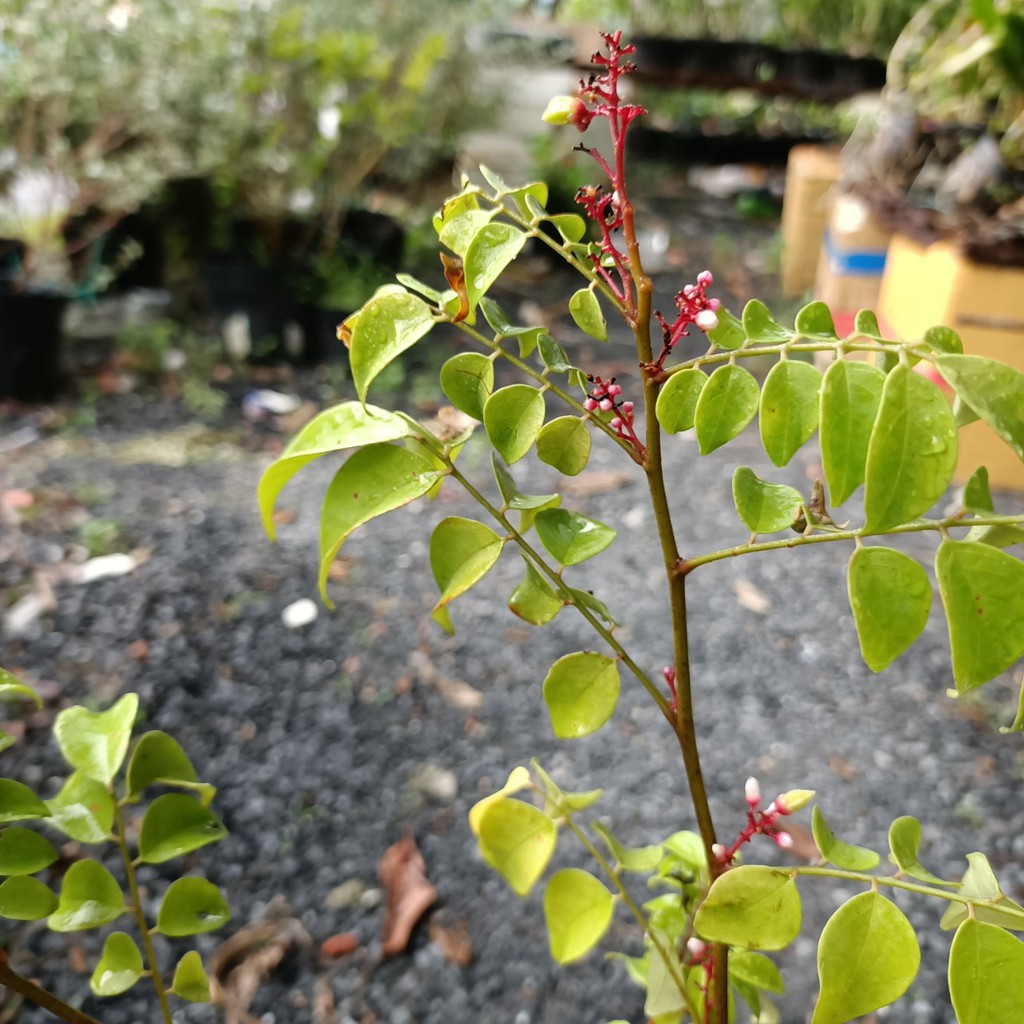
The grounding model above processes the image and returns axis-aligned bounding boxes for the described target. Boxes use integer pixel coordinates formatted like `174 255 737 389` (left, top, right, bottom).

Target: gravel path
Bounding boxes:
2 206 1023 1024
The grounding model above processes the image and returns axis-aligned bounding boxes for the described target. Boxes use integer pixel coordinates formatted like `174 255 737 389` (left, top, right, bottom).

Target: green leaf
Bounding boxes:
935 540 1024 691
759 360 822 467
656 369 707 434
156 877 230 937
509 559 562 626
795 301 838 338
854 310 882 338
464 222 528 310
537 333 574 374
864 363 958 531
318 445 444 602
46 772 114 843
819 360 885 506
592 821 662 873
569 588 617 627
258 402 420 539
484 385 546 465
54 693 138 786
535 509 616 566
940 853 1024 931
544 868 614 963
477 797 556 896
694 365 760 454
433 189 481 244
49 860 124 931
542 651 620 739
91 932 144 996
568 288 607 341
548 214 587 244
350 291 435 403
0 669 42 708
468 767 532 837
0 730 15 754
0 828 57 875
1001 676 1024 734
491 454 559 512
887 816 951 885
479 298 543 341
707 308 745 351
171 950 211 1002
694 866 801 951
810 806 880 872
742 300 792 345
0 780 51 824
730 950 785 994
0 876 57 920
440 353 494 421
949 919 1024 1023
935 355 1024 462
536 417 591 476
529 760 602 816
811 891 919 1024
126 731 212 804
395 272 442 305
732 467 803 535
644 947 687 1018
139 794 226 864
923 326 963 355
847 546 932 672
962 466 994 513
429 517 505 631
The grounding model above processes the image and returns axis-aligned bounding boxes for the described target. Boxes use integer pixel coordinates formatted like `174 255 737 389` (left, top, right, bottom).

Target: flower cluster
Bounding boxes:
711 777 815 867
651 270 722 371
583 373 643 458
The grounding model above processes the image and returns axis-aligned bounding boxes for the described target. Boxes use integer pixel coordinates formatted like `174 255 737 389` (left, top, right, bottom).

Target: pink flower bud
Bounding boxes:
599 397 614 412
621 401 634 416
697 270 713 286
774 831 794 849
583 397 598 411
776 789 815 815
695 309 719 332
744 776 761 807
682 284 697 299
712 843 727 863
606 383 623 397
708 297 722 311
609 417 623 430
687 938 707 957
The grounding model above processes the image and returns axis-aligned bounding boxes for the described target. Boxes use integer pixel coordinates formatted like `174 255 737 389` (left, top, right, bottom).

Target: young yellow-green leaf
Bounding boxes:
935 355 1024 462
949 919 1024 1022
49 860 124 931
811 892 919 1024
543 868 614 963
730 949 785 994
854 309 882 338
465 222 528 310
569 588 617 627
318 445 444 602
509 559 563 626
923 325 963 355
887 816 951 886
591 821 663 873
484 385 546 465
547 213 587 244
430 517 505 631
395 272 442 305
439 208 494 256
962 466 994 514
433 190 481 244
0 669 42 708
847 546 932 672
156 877 230 937
0 780 51 824
742 300 792 345
468 766 532 837
126 731 210 804
940 853 1024 931
536 417 591 476
694 866 801 950
1001 675 1024 734
0 827 57 875
139 794 226 864
54 693 138 786
732 467 803 535
810 806 880 872
534 509 616 566
542 651 620 739
694 365 759 455
644 946 687 1018
46 772 114 843
759 360 822 467
819 360 885 506
656 369 707 433
477 797 556 896
91 932 144 996
936 540 1024 691
258 402 420 540
568 288 607 341
795 301 838 338
171 950 211 1003
529 759 601 816
863 363 958 531
0 730 15 754
0 876 58 920
440 353 494 421
707 308 745 350
506 180 549 218
350 291 435 403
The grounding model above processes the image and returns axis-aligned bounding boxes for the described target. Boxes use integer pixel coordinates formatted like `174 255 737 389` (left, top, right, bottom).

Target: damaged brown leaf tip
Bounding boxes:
439 253 469 323
378 834 437 957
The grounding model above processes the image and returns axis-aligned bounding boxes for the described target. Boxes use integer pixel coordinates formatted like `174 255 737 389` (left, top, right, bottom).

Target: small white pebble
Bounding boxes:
281 598 318 629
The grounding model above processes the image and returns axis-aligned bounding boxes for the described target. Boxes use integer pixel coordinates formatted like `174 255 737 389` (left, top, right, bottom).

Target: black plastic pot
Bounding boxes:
0 287 69 402
201 263 288 363
291 304 351 366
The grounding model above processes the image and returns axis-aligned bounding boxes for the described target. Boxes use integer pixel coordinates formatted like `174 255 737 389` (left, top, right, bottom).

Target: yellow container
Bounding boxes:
780 145 843 297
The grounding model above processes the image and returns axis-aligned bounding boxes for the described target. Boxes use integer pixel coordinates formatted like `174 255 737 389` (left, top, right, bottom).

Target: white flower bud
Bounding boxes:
744 776 761 806
695 309 719 332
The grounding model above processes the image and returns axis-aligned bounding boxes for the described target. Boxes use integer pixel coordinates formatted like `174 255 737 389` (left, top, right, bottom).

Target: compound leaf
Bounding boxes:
534 509 616 566
54 694 138 786
542 652 620 739
656 369 707 434
819 360 885 506
156 877 230 937
139 794 226 864
49 860 124 931
949 919 1024 1023
484 385 546 465
694 365 759 455
732 467 803 535
537 417 591 476
544 868 614 963
91 932 144 997
350 291 435 402
759 360 821 467
477 798 556 897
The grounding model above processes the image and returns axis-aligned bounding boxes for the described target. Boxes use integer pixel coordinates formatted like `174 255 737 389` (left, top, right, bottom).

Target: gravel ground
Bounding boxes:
2 199 1023 1024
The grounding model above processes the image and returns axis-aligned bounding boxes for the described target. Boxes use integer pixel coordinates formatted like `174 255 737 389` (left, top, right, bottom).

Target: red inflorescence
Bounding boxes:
652 270 722 371
583 373 644 458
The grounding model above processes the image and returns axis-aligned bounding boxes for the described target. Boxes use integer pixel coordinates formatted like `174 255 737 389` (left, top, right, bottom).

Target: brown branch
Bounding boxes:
0 951 103 1024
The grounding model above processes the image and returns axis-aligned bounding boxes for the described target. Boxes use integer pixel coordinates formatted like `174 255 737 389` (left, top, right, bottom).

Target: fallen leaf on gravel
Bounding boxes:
561 471 632 496
320 932 358 959
410 649 483 710
126 639 149 661
312 977 337 1024
829 755 859 780
1 490 33 510
273 508 297 526
378 835 437 957
328 557 355 582
428 917 473 967
734 579 770 615
68 945 88 974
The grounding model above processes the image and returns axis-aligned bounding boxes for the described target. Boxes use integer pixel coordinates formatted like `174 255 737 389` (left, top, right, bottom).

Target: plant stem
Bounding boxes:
0 952 102 1024
113 799 173 1024
679 514 1024 573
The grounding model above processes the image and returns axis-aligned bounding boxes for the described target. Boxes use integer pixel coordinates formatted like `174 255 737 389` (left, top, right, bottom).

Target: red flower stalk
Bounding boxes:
651 270 722 372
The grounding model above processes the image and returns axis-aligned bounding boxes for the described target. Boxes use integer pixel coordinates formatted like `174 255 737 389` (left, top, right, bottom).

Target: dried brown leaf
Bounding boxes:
428 917 473 967
378 835 437 957
561 471 632 496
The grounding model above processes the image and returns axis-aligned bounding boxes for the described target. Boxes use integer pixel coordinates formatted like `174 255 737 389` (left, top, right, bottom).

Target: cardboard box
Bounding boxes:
780 145 843 297
878 234 1024 490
